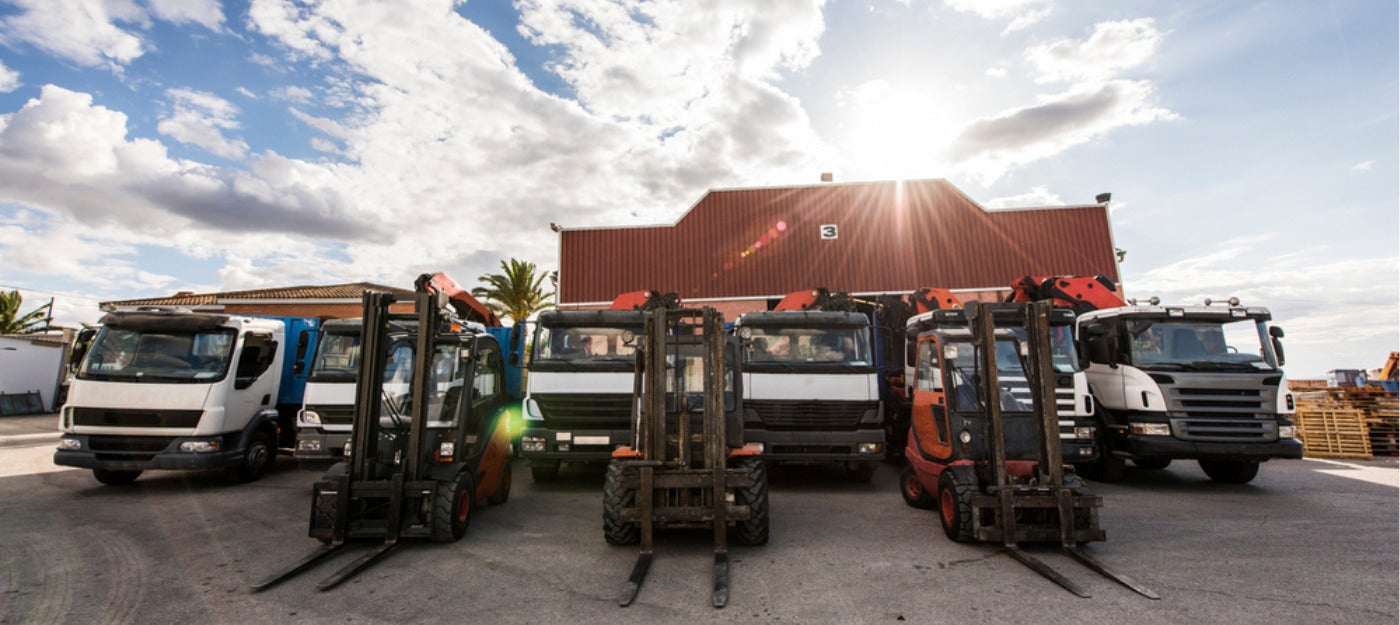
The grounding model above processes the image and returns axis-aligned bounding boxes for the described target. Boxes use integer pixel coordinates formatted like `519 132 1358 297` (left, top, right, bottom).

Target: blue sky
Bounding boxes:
0 0 1394 378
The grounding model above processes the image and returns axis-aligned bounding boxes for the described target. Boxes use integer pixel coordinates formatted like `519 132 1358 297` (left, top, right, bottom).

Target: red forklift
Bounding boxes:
252 285 516 591
900 300 1157 599
603 305 769 608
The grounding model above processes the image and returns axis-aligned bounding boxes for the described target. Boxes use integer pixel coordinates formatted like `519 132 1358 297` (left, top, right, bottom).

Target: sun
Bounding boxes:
840 81 957 181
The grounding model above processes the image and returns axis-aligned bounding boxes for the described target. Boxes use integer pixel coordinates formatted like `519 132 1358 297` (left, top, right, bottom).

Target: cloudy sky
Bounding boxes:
0 0 1394 378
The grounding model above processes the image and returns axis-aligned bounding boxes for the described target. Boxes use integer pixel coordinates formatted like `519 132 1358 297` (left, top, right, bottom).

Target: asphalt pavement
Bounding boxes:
0 412 1395 624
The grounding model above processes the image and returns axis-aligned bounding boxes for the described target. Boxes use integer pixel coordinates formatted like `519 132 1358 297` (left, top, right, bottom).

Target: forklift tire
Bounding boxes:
312 491 337 543
732 457 770 546
488 462 512 505
1199 459 1260 484
231 430 275 483
530 460 560 482
1062 474 1094 530
1132 457 1172 471
432 470 475 543
847 462 876 484
899 466 934 509
603 460 639 545
937 469 975 543
93 469 142 486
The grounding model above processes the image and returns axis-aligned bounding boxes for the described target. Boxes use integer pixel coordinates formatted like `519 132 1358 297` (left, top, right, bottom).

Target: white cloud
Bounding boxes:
0 0 146 69
985 185 1062 208
948 80 1177 183
943 0 1052 34
271 85 315 103
235 86 257 99
1351 160 1374 172
985 65 1007 79
1129 237 1400 378
1027 18 1164 83
157 87 249 160
0 61 18 93
145 0 225 30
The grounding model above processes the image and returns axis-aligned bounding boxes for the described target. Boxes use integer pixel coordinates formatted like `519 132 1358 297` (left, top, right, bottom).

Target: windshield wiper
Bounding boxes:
1189 360 1268 372
1138 362 1194 371
749 361 801 373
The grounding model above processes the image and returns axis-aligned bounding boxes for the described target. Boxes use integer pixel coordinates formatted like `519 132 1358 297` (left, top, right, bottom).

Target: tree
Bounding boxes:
471 259 553 324
0 290 49 334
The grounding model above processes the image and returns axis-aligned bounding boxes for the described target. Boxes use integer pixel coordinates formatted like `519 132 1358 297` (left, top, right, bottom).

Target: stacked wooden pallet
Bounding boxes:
1293 388 1399 459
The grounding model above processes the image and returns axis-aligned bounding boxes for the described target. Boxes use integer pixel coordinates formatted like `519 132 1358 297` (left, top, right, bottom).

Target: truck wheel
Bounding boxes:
732 457 769 546
488 462 512 505
1199 459 1260 484
530 460 560 482
1132 457 1171 471
847 462 876 484
900 466 934 509
603 460 639 545
937 469 975 543
432 470 474 542
93 469 142 486
232 430 275 483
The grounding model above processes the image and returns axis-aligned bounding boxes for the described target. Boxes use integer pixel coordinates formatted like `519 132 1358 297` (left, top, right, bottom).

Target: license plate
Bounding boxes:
574 436 610 446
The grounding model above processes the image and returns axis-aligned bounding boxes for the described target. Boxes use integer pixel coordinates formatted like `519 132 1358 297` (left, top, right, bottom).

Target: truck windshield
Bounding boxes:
1125 318 1276 370
532 325 640 365
743 327 872 368
310 331 361 382
77 327 237 383
1004 324 1080 373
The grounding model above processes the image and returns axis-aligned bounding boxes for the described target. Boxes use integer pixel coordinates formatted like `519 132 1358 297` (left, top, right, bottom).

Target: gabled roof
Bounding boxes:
559 178 1118 304
102 282 413 308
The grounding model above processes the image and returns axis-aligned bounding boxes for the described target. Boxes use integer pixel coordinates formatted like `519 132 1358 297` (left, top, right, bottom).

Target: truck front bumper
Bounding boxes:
1118 434 1304 461
54 434 244 471
745 428 885 462
518 426 629 462
293 429 350 464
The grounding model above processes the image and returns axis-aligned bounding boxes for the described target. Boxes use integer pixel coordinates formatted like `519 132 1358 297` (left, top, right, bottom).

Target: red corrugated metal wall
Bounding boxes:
560 179 1117 304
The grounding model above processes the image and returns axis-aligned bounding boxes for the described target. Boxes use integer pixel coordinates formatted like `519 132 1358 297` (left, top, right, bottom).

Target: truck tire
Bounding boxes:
487 462 512 505
530 460 560 482
603 460 638 545
1132 457 1171 471
847 462 876 484
93 469 142 486
232 430 275 483
432 470 474 543
900 466 934 509
1199 459 1260 484
732 457 769 546
937 469 976 543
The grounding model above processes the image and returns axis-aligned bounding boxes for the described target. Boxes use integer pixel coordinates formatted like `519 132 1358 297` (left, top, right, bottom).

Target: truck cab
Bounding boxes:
520 309 644 481
1076 301 1302 483
907 306 1097 463
735 309 884 482
55 308 318 485
294 317 363 463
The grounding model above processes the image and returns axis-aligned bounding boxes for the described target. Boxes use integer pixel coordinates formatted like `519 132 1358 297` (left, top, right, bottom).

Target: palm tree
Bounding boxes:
0 290 49 334
471 259 553 324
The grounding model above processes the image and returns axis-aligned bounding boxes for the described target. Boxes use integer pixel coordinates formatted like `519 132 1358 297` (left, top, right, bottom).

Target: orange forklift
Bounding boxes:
252 285 516 591
900 300 1157 599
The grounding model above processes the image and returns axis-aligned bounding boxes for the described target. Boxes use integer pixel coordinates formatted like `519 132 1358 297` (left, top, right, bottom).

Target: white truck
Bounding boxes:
55 308 318 485
734 290 884 482
292 317 363 463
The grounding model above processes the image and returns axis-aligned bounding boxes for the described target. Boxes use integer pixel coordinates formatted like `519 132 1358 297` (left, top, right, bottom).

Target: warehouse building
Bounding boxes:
557 178 1121 317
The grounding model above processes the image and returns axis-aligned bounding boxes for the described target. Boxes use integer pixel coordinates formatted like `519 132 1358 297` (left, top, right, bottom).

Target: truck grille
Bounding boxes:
307 404 355 426
533 393 633 430
1166 387 1265 418
1171 418 1276 443
72 408 202 429
748 400 875 431
87 436 176 453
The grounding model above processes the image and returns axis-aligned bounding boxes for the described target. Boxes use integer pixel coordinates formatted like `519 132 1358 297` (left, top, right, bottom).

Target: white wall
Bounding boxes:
0 337 65 412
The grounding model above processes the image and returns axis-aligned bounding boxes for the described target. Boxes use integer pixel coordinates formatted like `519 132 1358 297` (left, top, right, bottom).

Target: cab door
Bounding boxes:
909 335 954 460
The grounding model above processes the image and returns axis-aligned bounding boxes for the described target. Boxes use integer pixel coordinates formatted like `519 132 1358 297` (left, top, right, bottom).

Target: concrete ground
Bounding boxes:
0 412 1395 625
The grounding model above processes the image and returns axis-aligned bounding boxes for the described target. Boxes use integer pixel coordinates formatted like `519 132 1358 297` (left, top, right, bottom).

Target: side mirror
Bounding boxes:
1269 325 1285 339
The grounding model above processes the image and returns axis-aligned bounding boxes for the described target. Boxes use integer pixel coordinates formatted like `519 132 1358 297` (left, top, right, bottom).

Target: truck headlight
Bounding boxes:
857 442 883 454
300 409 321 425
179 439 220 453
438 441 455 459
1129 422 1171 436
1278 425 1297 439
58 437 81 450
521 436 545 453
525 398 543 421
298 438 322 452
1074 426 1096 439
